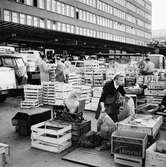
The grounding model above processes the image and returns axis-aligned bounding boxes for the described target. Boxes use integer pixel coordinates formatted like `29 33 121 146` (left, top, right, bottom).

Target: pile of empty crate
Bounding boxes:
20 85 43 108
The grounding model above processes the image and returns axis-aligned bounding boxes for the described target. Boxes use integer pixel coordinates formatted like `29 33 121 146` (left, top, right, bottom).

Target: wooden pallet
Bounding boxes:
114 154 143 167
20 100 40 108
31 139 71 153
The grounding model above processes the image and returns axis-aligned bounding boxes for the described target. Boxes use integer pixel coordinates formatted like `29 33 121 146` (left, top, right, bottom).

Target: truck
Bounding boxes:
0 46 27 102
19 50 41 84
148 54 166 69
0 67 16 102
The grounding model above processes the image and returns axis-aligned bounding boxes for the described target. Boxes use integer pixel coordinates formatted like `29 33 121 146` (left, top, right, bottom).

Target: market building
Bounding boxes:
0 0 153 54
1 1 166 167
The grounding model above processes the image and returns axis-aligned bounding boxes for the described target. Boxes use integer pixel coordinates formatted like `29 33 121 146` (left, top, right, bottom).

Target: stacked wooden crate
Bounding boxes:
145 81 166 96
144 75 159 85
84 72 93 86
84 60 99 86
42 82 72 106
93 71 103 87
145 140 166 167
0 143 9 167
21 85 43 108
67 73 82 85
85 87 102 111
49 66 57 82
112 130 148 167
31 120 72 153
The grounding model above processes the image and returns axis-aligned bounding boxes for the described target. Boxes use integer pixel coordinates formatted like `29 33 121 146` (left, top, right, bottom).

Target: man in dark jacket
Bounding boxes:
96 74 126 122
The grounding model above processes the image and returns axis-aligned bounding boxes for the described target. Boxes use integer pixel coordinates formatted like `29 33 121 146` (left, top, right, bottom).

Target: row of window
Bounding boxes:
76 8 151 31
11 0 152 24
77 0 151 18
78 0 151 12
4 9 151 40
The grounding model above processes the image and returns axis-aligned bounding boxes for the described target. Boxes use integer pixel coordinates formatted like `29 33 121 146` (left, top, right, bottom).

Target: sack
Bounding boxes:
79 131 102 148
104 95 116 105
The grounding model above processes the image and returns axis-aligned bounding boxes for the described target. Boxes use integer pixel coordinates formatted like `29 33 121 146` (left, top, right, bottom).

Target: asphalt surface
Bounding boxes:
0 97 166 167
0 97 97 167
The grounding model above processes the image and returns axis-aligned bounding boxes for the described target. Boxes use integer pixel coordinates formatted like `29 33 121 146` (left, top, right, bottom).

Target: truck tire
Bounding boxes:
0 95 7 103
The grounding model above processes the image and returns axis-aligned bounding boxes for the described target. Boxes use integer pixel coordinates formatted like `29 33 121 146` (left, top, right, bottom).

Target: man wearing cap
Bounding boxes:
96 74 126 122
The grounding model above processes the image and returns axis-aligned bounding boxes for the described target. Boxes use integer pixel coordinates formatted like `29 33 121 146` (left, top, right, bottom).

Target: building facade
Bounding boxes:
0 0 152 49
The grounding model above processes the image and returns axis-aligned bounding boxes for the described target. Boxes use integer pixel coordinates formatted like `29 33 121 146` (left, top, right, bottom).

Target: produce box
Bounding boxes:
117 114 163 137
145 140 166 167
112 130 148 158
31 120 72 153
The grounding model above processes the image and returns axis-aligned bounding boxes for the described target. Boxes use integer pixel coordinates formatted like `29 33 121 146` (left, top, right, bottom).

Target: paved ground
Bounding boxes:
0 97 166 167
0 97 97 167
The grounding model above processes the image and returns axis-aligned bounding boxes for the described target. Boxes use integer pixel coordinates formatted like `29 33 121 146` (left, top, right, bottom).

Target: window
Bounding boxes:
4 10 10 22
33 17 38 27
62 23 66 32
66 5 70 16
25 0 33 6
46 0 52 11
53 21 57 30
33 0 37 7
20 13 26 24
76 9 79 19
12 12 19 23
47 20 51 29
57 22 61 31
39 18 45 28
57 1 61 14
70 6 74 17
27 15 32 26
38 0 44 9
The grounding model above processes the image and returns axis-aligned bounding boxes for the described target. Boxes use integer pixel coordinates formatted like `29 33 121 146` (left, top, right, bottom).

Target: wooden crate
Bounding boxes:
114 154 143 167
145 140 166 167
136 103 158 114
71 120 91 142
31 121 72 153
117 114 163 138
0 143 9 167
112 130 148 158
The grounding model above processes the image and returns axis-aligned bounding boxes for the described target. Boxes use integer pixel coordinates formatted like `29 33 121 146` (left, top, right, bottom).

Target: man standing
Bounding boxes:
64 57 71 82
55 57 66 82
141 57 155 75
38 54 50 83
96 74 126 122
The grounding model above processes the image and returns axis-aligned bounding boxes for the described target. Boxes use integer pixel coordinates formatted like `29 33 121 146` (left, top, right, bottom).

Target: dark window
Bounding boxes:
76 11 79 19
33 0 37 7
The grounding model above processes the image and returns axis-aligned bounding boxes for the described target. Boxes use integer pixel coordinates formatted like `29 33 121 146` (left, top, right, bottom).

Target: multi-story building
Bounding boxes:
0 0 152 53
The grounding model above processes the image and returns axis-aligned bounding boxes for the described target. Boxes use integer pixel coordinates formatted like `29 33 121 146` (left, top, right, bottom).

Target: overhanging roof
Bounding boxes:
0 20 154 54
